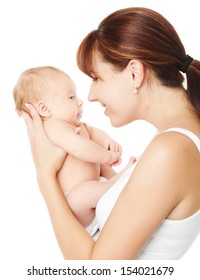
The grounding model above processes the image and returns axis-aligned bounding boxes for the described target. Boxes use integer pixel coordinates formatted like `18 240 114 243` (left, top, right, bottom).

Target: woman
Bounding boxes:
22 7 200 259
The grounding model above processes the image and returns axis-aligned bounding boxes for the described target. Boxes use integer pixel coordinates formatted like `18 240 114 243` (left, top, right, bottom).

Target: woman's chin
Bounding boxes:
110 116 134 127
109 118 124 128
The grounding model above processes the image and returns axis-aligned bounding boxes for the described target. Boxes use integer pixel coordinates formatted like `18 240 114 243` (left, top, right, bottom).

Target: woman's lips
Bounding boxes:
104 108 108 116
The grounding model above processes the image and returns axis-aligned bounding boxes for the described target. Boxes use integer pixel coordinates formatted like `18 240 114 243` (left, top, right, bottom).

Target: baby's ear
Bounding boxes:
36 100 52 118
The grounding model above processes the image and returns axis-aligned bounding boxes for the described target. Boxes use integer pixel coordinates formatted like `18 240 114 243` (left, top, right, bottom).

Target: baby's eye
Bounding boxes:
69 95 75 99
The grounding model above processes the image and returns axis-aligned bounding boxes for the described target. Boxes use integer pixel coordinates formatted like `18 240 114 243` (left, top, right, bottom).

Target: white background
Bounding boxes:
0 0 199 277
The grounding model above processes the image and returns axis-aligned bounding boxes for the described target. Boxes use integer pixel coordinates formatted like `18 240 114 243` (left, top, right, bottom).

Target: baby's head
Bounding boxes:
14 66 57 113
13 66 78 120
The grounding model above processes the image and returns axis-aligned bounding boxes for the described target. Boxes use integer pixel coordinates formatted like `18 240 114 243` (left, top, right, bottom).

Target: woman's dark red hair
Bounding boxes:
77 7 200 117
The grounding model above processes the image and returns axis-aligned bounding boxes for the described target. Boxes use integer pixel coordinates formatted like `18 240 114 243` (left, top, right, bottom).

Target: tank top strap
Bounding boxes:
163 127 200 152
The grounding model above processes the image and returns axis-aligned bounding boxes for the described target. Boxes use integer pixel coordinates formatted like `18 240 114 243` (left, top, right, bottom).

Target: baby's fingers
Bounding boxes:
117 144 122 155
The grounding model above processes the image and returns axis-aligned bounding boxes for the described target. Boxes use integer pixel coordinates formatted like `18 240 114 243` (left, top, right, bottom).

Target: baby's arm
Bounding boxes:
88 126 122 164
44 120 120 165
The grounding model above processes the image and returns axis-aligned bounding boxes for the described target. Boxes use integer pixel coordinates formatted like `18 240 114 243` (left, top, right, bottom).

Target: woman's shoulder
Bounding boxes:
130 130 198 193
144 128 200 160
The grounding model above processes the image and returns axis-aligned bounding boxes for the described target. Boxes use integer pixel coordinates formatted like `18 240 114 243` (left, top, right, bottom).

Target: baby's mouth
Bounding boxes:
77 111 82 119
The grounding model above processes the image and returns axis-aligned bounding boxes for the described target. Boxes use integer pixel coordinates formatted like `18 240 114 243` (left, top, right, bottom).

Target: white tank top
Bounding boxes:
95 128 200 259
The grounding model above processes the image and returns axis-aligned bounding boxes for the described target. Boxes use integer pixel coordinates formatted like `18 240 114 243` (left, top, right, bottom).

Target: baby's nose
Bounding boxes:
77 98 83 106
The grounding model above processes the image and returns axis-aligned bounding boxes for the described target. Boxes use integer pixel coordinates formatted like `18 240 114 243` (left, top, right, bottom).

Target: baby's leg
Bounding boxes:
108 156 136 183
66 157 135 227
66 180 110 227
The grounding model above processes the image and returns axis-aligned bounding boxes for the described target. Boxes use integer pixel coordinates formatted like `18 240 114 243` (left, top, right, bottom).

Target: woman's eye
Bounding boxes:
91 74 98 81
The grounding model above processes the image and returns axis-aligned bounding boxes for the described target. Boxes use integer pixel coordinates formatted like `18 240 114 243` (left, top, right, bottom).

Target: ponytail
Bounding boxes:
186 60 200 118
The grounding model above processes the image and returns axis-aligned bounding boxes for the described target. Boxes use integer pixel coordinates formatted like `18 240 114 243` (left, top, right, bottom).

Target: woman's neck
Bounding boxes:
139 84 199 132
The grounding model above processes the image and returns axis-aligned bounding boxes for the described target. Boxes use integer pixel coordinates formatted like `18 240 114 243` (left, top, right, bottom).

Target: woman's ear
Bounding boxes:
128 59 144 88
36 100 52 118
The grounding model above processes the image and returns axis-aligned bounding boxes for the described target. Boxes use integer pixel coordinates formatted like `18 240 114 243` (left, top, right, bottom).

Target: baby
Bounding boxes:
13 66 134 235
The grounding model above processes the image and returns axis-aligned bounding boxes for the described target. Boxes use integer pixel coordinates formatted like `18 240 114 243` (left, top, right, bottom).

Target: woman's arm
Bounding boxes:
21 105 95 259
38 174 95 259
21 104 185 259
91 133 185 259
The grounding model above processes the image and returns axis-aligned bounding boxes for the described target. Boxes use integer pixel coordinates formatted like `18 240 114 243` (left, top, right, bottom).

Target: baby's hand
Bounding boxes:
105 139 122 166
108 150 122 166
107 140 122 155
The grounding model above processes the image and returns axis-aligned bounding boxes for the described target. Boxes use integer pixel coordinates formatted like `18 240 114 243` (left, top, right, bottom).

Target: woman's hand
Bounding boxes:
21 103 66 178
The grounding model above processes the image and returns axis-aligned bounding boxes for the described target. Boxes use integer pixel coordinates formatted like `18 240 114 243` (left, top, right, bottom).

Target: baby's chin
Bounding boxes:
74 118 81 127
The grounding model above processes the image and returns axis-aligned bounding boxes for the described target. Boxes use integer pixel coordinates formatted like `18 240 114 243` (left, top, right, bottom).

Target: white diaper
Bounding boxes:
85 177 107 238
85 217 99 237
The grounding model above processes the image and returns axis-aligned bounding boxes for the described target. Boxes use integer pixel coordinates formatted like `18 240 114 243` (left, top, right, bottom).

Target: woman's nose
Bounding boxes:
88 84 97 102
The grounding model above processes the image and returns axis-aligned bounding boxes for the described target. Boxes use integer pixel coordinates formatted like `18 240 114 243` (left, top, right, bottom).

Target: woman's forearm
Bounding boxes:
38 173 95 259
20 106 97 259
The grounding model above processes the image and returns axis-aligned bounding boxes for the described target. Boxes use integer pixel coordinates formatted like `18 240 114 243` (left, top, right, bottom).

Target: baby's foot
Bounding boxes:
117 156 136 177
128 156 137 165
108 156 136 184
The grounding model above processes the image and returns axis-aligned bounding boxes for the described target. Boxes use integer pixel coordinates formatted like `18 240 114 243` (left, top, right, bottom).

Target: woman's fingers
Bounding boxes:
22 103 50 144
20 110 34 137
20 103 66 177
25 103 44 133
